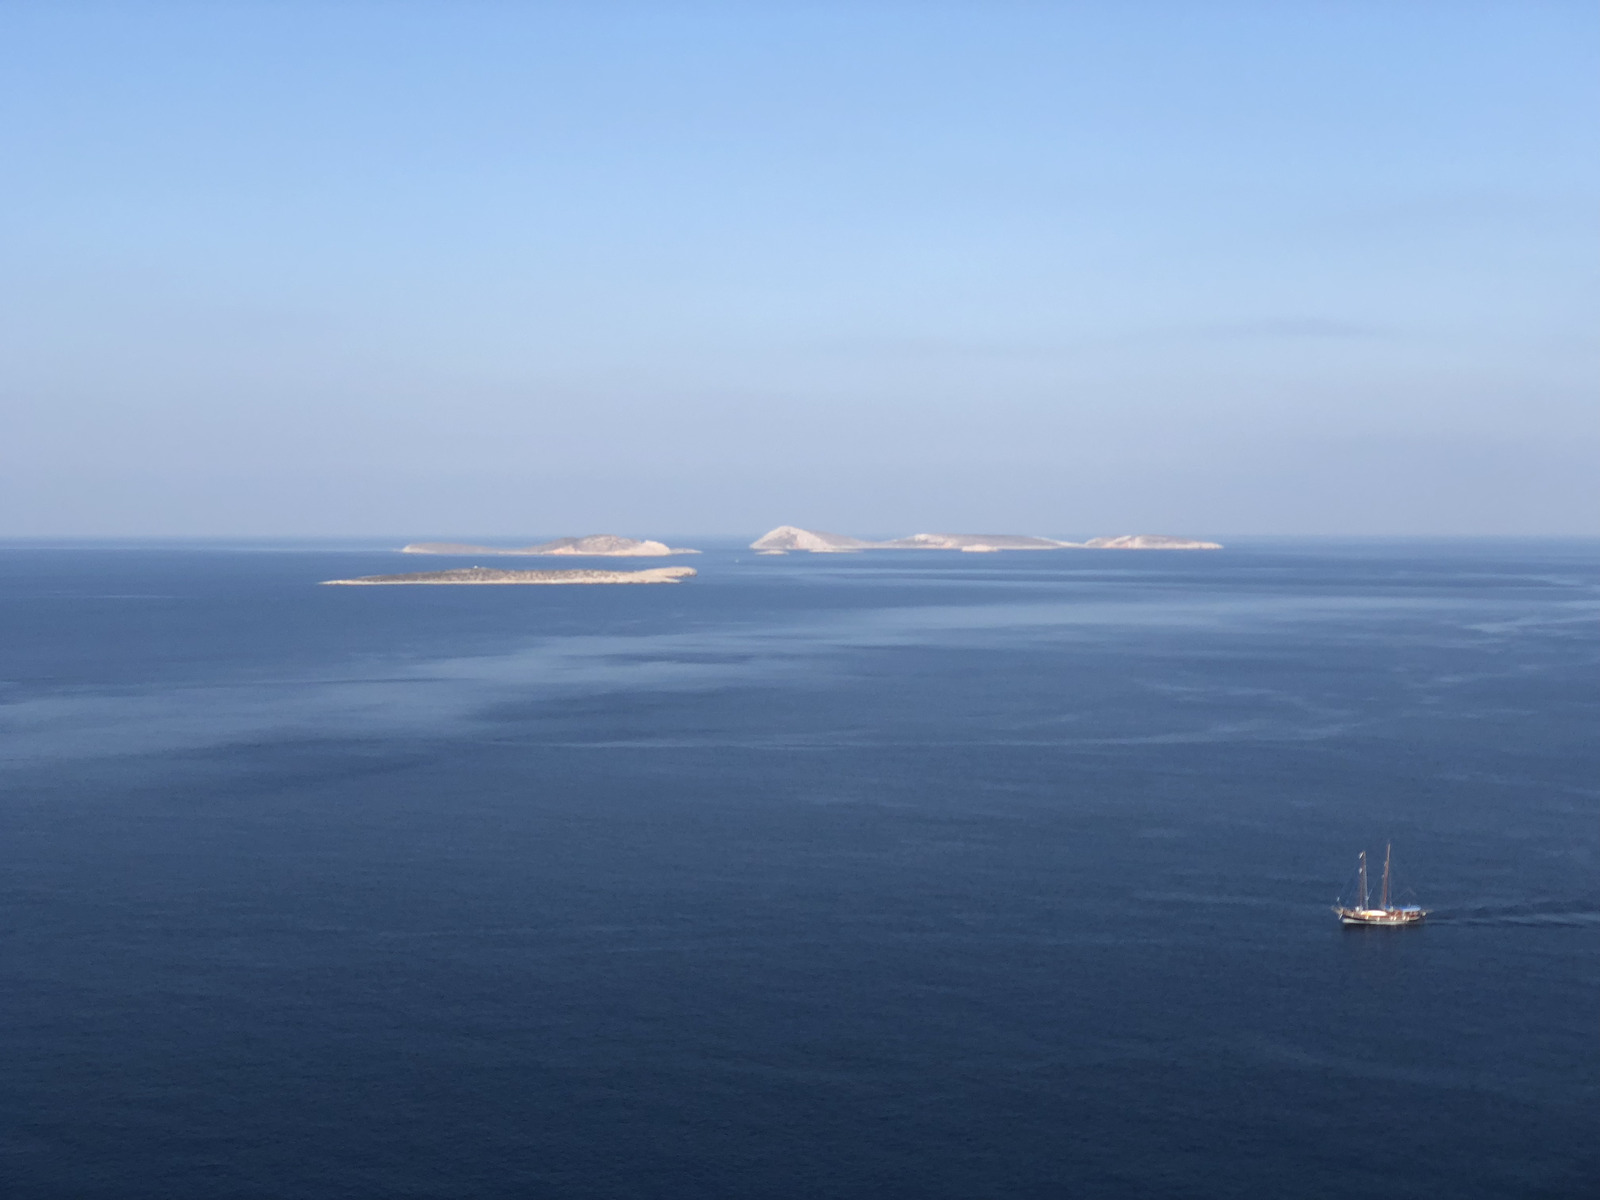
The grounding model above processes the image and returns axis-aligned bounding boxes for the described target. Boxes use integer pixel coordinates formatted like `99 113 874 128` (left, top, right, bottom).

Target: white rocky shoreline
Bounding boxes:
322 567 697 586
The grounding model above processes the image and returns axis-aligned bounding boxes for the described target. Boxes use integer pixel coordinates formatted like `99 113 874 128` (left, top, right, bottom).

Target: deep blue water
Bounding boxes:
2 540 1597 1199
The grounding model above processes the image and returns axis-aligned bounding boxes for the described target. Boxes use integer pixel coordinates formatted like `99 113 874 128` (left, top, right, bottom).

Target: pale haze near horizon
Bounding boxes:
2 3 1595 539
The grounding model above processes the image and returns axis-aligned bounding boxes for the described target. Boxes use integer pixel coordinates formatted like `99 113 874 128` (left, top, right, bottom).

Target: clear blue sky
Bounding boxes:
2 2 1595 537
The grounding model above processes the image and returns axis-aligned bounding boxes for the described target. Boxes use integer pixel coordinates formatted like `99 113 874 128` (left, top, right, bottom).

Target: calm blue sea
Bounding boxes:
2 539 1597 1199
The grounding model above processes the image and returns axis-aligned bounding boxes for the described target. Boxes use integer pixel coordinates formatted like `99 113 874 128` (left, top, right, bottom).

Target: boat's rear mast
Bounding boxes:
1381 842 1392 911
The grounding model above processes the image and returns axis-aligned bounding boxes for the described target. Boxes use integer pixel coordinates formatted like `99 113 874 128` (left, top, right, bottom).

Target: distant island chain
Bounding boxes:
340 528 1221 583
397 529 1223 560
748 527 1223 553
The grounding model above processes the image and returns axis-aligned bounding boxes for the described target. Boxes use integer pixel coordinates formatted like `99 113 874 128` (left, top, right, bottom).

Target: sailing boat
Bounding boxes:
1334 842 1426 926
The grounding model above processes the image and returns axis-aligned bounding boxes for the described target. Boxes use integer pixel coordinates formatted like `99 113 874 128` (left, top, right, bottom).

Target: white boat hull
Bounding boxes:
1335 907 1425 926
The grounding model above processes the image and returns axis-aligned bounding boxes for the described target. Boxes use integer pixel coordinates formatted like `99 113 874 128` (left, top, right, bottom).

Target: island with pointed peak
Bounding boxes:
401 534 699 557
749 526 1222 553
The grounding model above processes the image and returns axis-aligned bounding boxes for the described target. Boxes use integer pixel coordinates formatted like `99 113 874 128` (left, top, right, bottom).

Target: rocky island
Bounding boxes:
322 566 697 586
750 526 1222 552
401 534 698 556
1081 534 1223 549
749 527 874 553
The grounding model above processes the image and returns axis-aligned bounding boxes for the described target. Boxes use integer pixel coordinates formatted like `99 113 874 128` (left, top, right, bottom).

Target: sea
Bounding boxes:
2 539 1597 1199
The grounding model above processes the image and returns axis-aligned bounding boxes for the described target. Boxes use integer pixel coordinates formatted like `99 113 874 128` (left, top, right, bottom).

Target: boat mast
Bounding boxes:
1381 843 1392 911
1358 851 1368 910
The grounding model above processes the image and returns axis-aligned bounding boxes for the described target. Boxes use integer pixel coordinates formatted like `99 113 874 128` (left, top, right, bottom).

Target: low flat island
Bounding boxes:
321 567 697 586
401 534 697 556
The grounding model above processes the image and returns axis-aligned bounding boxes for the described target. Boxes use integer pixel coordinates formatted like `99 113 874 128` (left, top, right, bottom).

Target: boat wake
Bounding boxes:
1435 902 1600 927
